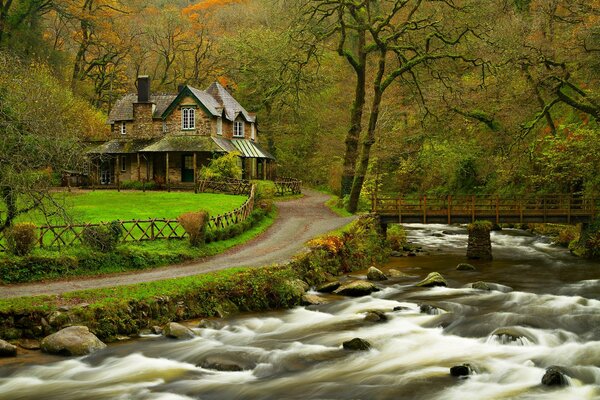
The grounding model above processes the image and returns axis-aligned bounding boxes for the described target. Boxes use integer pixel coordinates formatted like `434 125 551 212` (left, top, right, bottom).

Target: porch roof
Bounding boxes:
139 136 226 153
87 139 153 155
212 137 274 159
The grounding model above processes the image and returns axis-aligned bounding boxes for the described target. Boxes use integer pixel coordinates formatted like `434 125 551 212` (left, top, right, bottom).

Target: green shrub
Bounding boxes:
5 223 37 256
82 222 123 252
199 152 242 180
178 210 209 247
387 224 407 251
254 180 276 201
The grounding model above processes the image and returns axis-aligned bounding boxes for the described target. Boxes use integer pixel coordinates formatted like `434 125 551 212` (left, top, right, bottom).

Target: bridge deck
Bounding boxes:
373 195 598 225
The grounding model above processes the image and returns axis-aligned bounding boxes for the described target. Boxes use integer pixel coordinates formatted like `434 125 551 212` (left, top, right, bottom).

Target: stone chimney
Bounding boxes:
137 76 150 102
133 76 155 138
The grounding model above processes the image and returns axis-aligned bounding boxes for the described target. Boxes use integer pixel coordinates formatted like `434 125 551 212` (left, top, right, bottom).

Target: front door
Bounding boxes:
181 154 194 183
100 160 112 185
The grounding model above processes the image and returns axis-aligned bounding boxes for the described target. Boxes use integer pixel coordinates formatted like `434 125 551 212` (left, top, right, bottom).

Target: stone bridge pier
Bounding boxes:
466 221 493 260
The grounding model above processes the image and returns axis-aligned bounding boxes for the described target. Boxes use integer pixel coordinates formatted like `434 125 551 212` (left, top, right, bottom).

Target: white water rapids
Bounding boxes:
1 225 600 399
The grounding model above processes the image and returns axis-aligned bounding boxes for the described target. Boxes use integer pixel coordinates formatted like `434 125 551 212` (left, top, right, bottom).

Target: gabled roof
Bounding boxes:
161 86 220 120
107 94 176 124
206 82 256 123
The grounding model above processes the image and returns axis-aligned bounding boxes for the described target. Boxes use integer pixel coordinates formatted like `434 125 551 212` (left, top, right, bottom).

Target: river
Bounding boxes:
1 224 599 399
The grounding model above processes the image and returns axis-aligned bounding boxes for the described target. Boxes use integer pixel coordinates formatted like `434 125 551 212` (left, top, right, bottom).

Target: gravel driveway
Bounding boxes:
0 189 355 299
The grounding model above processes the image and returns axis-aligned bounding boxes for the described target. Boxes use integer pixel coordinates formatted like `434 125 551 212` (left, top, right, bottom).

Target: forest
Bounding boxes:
0 0 599 212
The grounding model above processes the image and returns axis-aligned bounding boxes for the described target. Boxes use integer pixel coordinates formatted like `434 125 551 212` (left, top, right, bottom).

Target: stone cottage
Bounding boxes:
88 76 275 186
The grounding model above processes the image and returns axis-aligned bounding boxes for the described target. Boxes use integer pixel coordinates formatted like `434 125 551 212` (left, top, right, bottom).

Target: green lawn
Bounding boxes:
18 190 247 225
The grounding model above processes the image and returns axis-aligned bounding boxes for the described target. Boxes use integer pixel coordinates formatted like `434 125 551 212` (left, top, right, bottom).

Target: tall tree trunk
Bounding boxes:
0 0 15 46
348 49 386 213
340 28 367 198
1 186 17 232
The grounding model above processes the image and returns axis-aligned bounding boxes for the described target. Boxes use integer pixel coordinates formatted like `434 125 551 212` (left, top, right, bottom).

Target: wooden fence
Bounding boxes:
274 177 302 196
197 178 253 195
0 184 256 251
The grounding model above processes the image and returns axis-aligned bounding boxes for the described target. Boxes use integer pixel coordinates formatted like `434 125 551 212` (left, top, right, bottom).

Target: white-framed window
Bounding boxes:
120 122 126 135
233 119 244 137
120 156 127 173
181 107 196 130
251 123 255 141
217 117 223 135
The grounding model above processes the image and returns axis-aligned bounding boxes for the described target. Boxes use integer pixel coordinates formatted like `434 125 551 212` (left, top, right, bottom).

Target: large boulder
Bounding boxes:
163 322 195 340
542 366 569 386
0 339 17 357
41 326 106 356
333 280 380 297
416 272 447 288
388 269 412 278
316 281 341 293
342 338 371 351
366 267 388 281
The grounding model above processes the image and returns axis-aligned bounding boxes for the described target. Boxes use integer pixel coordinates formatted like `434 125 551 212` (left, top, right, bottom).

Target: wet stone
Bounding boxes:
542 366 569 387
333 281 380 297
416 272 447 288
456 263 476 271
18 339 40 350
450 364 472 377
342 338 371 351
0 339 17 357
364 311 388 322
163 322 195 340
366 267 388 281
316 281 341 293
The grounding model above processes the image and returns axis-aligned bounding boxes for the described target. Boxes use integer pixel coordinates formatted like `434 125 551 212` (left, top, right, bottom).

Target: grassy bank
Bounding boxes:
0 216 389 341
12 191 247 225
0 208 275 284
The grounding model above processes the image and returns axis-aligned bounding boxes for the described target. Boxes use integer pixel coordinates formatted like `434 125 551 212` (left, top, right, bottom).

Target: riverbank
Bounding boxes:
0 215 388 344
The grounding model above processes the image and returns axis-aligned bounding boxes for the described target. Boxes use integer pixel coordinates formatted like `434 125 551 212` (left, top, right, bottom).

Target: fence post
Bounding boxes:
423 195 427 224
447 195 452 225
150 219 155 241
496 195 500 225
472 195 476 223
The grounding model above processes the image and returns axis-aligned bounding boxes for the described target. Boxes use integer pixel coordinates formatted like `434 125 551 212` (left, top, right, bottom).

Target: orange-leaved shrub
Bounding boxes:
179 210 209 247
6 222 37 256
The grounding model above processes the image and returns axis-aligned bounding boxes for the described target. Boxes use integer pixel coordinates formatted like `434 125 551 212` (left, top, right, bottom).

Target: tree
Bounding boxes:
0 53 105 232
306 0 482 211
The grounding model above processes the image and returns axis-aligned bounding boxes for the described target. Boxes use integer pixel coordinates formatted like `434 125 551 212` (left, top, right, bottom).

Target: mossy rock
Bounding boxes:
456 263 476 271
215 299 239 318
0 339 17 357
366 267 388 281
163 322 195 340
333 280 380 297
416 272 447 288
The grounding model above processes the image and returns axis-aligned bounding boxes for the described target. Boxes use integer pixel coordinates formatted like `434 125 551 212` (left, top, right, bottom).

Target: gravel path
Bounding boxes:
0 189 355 299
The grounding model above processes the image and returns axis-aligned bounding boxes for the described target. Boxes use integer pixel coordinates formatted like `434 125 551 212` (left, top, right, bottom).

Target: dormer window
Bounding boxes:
120 122 126 135
233 120 244 138
181 107 195 130
217 117 223 135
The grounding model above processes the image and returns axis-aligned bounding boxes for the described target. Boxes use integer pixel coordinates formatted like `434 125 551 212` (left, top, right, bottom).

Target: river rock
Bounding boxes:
0 339 17 357
456 263 476 271
18 339 40 350
388 269 411 278
542 366 569 386
419 303 444 315
366 267 388 281
201 361 244 372
302 294 329 306
490 327 534 344
40 326 106 356
333 281 380 297
471 281 493 291
316 281 341 293
163 322 195 340
416 272 447 287
342 338 371 351
390 251 404 257
215 299 239 318
450 363 472 377
364 311 388 322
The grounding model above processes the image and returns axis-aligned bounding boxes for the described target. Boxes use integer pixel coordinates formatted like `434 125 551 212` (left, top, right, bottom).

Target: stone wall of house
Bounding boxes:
132 103 162 139
162 96 213 136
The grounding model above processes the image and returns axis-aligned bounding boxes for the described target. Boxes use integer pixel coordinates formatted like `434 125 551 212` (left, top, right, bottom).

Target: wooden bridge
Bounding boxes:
373 194 599 225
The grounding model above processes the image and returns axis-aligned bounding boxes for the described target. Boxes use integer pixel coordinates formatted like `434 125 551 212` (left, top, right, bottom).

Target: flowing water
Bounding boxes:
1 225 600 399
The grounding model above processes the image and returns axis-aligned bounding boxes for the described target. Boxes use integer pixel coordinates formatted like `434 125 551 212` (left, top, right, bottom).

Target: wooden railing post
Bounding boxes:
150 219 155 241
567 195 572 224
423 195 427 224
447 195 452 225
496 195 499 224
471 195 476 222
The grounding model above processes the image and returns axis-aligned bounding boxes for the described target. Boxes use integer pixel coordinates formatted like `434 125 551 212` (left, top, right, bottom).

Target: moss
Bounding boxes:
468 220 493 232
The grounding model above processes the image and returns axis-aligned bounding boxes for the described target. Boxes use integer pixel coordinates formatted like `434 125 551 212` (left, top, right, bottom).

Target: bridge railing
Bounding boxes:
373 194 599 224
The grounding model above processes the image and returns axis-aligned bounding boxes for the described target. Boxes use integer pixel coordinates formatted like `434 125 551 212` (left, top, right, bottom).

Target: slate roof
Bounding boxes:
206 82 256 123
107 94 177 124
87 139 154 154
